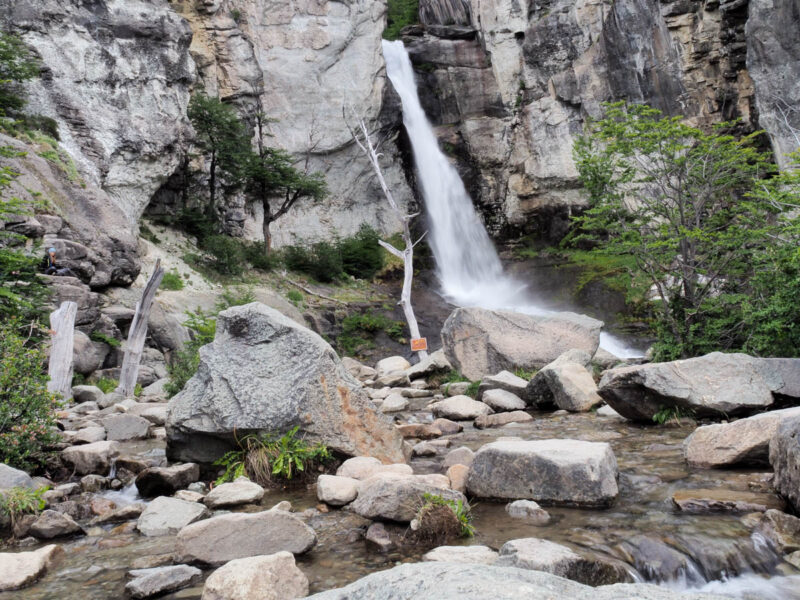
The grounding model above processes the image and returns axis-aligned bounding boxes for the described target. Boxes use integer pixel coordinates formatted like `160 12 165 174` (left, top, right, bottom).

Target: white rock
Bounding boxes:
137 496 209 536
376 356 412 376
481 389 526 412
0 544 63 591
431 396 492 420
203 477 265 508
423 545 499 565
200 551 309 600
316 475 359 506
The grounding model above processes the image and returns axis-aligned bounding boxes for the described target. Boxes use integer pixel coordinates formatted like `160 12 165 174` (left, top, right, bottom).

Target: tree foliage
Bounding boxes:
0 33 39 116
384 0 419 40
570 102 799 359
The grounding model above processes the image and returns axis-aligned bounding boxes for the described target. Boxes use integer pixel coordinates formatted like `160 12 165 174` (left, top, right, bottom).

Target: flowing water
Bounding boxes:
382 40 643 358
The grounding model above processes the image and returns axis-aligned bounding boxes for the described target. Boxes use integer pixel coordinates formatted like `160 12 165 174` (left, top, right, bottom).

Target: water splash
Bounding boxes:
382 40 642 359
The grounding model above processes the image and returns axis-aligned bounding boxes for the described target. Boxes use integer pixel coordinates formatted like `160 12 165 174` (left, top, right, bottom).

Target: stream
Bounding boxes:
7 408 799 599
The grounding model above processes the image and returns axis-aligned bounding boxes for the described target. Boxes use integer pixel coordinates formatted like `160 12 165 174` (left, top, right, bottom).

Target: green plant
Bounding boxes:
90 331 121 348
160 270 185 291
93 377 119 394
383 0 419 40
134 383 143 397
0 33 40 117
0 485 48 531
415 492 475 543
652 405 693 425
139 223 161 245
213 427 332 486
230 8 242 22
513 368 536 380
287 289 304 306
465 380 481 398
337 311 405 356
202 235 247 276
0 320 60 471
338 224 384 280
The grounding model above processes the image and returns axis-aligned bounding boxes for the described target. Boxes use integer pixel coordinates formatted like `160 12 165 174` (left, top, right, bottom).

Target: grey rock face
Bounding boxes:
135 463 200 498
175 510 316 566
598 353 785 421
770 415 800 513
166 303 404 464
497 537 626 585
685 407 800 468
467 439 619 506
303 562 729 600
0 463 34 490
136 496 209 537
125 565 202 600
350 476 469 522
441 308 602 380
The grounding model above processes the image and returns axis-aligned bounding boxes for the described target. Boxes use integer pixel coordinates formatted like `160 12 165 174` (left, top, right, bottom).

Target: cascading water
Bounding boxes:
381 40 641 358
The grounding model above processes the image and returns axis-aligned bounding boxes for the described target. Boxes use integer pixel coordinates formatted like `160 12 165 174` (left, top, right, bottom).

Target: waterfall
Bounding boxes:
382 40 642 358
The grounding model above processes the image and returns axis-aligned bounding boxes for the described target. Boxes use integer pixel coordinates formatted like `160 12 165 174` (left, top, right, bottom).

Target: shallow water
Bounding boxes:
7 410 799 599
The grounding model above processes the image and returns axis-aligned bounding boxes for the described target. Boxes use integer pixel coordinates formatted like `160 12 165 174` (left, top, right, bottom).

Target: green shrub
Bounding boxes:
652 405 694 425
244 241 280 271
287 289 303 306
414 492 474 543
161 270 185 291
384 0 419 40
513 368 536 380
0 485 48 531
465 380 481 398
338 224 384 280
202 235 247 276
93 377 118 394
214 426 331 486
337 311 405 356
0 320 60 471
90 331 121 348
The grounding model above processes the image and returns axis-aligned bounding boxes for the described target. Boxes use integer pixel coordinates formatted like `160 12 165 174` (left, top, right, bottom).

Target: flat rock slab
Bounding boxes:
481 389 526 412
203 477 264 508
137 496 209 536
672 488 785 514
0 544 63 591
467 439 619 506
598 352 784 421
474 411 533 429
477 371 529 402
685 407 800 468
200 551 309 600
350 476 469 522
125 565 202 599
175 510 316 566
336 457 412 480
423 545 499 564
431 395 492 420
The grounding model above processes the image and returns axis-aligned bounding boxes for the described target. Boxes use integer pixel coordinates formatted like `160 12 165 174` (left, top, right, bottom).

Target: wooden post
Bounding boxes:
48 301 78 400
347 113 429 361
116 260 165 397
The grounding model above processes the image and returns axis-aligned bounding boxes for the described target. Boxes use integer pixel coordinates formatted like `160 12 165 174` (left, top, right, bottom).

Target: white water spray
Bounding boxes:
382 40 642 358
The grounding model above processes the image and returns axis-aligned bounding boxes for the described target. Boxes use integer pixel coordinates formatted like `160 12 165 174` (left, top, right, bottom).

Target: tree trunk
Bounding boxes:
47 301 78 400
207 151 217 220
262 199 272 255
116 260 165 397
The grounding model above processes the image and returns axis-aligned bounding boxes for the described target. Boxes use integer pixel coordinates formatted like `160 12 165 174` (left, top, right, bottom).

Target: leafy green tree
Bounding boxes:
0 33 39 116
245 114 326 253
187 93 249 219
384 0 419 41
570 102 781 359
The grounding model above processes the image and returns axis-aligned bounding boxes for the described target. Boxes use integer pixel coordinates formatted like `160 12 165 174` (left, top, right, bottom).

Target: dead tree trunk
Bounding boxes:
48 301 78 400
348 113 429 361
116 260 165 397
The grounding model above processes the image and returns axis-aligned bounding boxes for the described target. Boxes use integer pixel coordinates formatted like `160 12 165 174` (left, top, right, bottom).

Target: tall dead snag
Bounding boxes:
117 260 165 397
347 113 429 361
48 300 78 400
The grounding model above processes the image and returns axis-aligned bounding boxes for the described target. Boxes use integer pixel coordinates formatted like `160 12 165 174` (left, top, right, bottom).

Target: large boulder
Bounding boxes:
770 415 800 513
685 407 800 468
166 303 404 464
440 308 602 380
303 562 729 600
0 545 63 592
100 414 152 441
598 353 785 421
0 463 34 490
350 475 469 522
200 552 309 600
467 440 619 507
175 510 316 566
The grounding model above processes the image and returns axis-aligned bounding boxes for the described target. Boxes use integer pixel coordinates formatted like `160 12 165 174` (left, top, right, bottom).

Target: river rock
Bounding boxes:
543 362 603 412
432 418 463 434
365 522 394 552
467 440 619 506
350 475 469 522
166 303 404 464
481 389 526 412
506 500 551 525
497 538 624 586
126 565 202 599
0 463 34 489
203 477 264 508
474 411 533 429
29 510 83 538
447 464 469 493
92 503 145 525
406 349 452 380
443 446 475 468
135 463 200 497
596 405 623 418
71 426 106 444
336 457 412 480
175 510 316 566
316 474 359 506
423 545 499 564
376 356 411 375
137 496 210 537
685 407 800 468
441 307 602 380
71 385 106 405
770 415 800 513
200 551 309 600
431 395 492 420
100 414 152 441
381 393 408 412
445 382 471 396
0 544 63 591
303 562 725 599
477 371 530 402
61 440 120 475
671 488 785 514
598 353 784 421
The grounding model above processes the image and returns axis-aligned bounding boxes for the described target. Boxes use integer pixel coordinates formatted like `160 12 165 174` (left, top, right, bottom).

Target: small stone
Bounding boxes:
125 565 202 600
755 509 800 553
174 490 204 503
431 419 462 434
446 464 469 493
61 440 120 475
136 463 200 498
505 500 550 525
200 551 309 600
481 389 526 412
80 474 108 492
412 441 439 457
396 424 442 439
100 414 152 442
90 496 117 516
444 382 471 396
474 411 533 429
381 393 408 413
0 463 34 490
29 510 84 539
316 475 359 506
203 478 265 509
137 496 209 536
423 545 499 564
672 489 785 514
365 522 394 552
442 447 474 468
431 395 492 420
